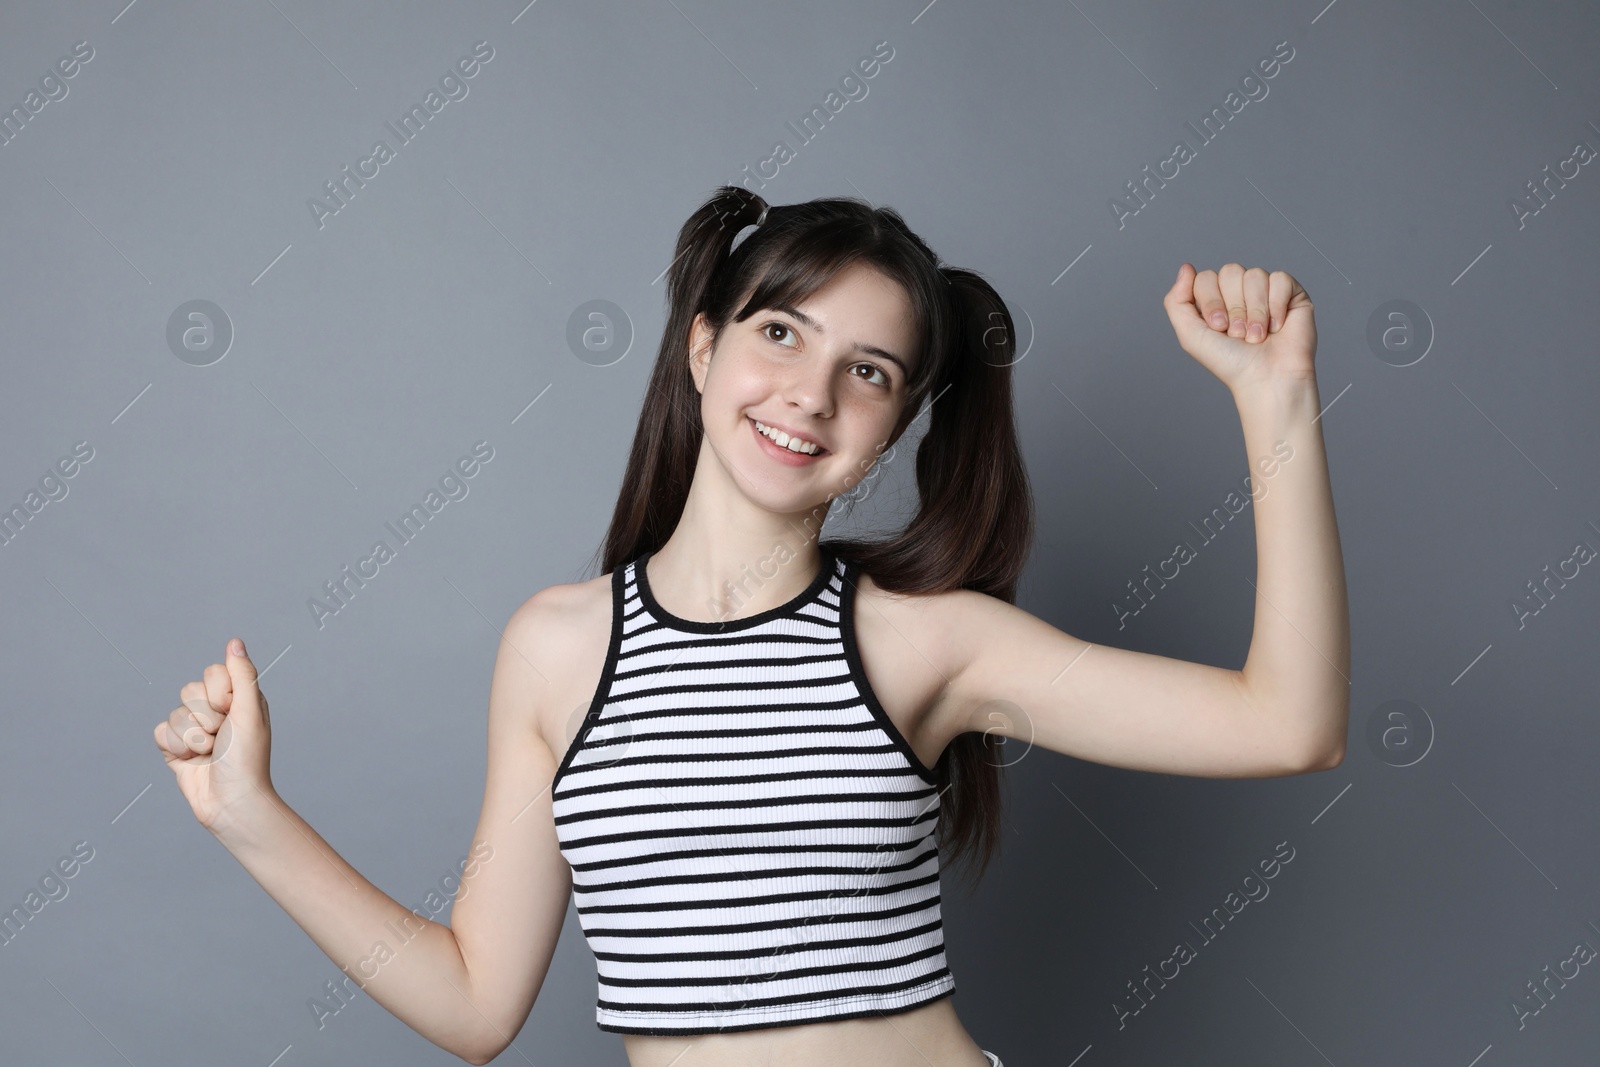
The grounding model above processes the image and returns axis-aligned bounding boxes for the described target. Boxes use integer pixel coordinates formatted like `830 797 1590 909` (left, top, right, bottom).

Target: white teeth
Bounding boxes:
754 419 822 455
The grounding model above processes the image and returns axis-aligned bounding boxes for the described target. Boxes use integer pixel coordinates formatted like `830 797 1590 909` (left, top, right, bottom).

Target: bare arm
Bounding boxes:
935 591 1329 778
216 795 508 1060
167 593 573 1063
933 264 1348 778
1230 377 1349 764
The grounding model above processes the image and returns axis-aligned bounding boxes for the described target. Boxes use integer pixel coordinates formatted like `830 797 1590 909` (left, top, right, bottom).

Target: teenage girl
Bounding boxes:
154 186 1348 1066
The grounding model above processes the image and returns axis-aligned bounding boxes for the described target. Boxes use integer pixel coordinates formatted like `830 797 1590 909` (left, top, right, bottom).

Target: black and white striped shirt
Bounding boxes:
550 545 955 1035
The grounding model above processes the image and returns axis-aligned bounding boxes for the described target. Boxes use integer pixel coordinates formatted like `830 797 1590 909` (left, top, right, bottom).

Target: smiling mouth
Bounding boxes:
749 417 829 456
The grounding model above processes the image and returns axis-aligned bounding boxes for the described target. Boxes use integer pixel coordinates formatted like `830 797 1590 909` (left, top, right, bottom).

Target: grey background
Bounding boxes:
2 0 1597 1064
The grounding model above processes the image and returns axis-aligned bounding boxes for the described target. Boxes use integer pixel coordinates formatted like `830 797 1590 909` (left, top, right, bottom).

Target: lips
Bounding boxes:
747 418 831 468
749 416 828 455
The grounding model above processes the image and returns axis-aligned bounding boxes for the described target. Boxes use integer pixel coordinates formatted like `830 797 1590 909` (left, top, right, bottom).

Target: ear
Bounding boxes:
687 312 714 395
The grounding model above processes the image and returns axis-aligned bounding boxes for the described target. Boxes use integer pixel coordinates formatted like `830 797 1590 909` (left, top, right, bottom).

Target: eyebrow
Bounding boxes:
769 303 909 377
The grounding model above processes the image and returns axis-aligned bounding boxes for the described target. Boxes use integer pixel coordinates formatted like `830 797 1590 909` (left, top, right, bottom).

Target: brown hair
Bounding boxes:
590 185 1034 888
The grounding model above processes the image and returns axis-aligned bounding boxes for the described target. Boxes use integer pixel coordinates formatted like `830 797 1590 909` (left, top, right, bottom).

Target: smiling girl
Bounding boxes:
155 185 1347 1066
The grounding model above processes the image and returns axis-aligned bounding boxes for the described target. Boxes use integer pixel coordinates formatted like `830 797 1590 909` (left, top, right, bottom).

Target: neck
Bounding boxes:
647 444 833 624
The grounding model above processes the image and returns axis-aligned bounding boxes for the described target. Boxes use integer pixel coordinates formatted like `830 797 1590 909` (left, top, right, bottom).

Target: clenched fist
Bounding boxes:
1162 262 1317 396
153 638 275 837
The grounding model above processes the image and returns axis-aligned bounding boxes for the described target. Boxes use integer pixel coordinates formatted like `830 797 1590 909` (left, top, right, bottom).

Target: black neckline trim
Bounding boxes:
633 546 838 634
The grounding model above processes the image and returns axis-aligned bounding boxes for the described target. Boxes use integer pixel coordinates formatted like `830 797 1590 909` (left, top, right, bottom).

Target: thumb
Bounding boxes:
224 637 266 725
1160 262 1210 349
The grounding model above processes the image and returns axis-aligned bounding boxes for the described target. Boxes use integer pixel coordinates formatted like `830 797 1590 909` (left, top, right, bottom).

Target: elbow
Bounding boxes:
1277 721 1345 774
455 1015 512 1065
458 1003 530 1064
1310 742 1345 772
1294 736 1345 773
1289 704 1349 774
460 1041 503 1066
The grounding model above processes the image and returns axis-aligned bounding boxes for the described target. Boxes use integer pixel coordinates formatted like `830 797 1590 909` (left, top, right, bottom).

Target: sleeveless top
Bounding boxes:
549 545 956 1036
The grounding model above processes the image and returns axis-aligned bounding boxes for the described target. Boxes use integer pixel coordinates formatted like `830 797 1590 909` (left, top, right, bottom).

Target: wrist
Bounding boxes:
1232 373 1320 413
208 784 290 855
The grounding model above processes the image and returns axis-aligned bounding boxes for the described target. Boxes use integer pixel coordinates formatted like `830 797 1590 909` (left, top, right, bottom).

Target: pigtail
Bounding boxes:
597 186 768 573
905 266 1036 889
906 267 1035 603
662 185 768 350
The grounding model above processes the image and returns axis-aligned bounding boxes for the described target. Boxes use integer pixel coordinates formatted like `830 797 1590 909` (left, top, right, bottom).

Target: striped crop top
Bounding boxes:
549 544 956 1035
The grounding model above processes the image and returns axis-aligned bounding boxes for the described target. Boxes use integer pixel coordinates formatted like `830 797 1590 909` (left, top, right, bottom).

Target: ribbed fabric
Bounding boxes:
550 545 956 1035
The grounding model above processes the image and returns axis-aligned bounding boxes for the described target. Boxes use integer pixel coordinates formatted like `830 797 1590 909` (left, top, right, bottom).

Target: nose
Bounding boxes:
780 357 835 418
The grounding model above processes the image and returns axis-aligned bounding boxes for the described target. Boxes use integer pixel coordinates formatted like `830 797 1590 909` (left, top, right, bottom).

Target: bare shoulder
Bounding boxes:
850 568 1001 671
503 569 615 761
848 568 1003 767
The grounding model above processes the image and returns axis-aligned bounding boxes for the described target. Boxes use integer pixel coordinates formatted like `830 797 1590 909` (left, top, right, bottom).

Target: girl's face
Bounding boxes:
688 261 921 516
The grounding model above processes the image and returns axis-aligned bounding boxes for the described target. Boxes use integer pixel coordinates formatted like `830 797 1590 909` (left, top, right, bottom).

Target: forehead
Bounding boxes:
772 262 918 352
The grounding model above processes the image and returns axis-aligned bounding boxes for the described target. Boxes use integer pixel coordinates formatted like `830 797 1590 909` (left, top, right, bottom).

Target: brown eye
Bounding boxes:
761 321 798 348
851 363 890 388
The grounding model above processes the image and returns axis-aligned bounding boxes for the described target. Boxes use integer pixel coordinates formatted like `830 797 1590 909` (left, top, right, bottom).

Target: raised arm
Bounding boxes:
155 592 574 1064
937 263 1348 778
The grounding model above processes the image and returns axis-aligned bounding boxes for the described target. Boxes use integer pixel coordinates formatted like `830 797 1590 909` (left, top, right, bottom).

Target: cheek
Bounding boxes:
704 352 774 409
698 379 753 441
826 418 893 470
843 395 903 443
